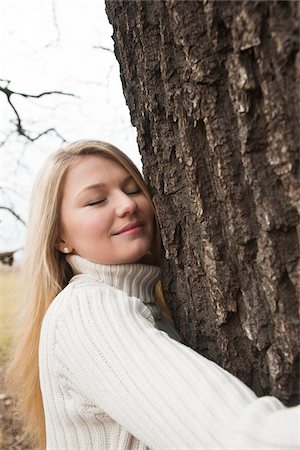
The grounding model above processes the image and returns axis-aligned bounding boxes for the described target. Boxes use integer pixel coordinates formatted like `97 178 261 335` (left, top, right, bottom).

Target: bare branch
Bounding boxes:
0 130 14 148
0 206 25 225
0 79 71 142
7 94 25 136
93 45 114 53
0 80 76 99
51 0 61 44
1 186 28 202
17 126 66 143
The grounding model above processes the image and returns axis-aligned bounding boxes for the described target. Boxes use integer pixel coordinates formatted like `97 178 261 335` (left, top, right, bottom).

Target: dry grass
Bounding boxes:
0 268 19 364
0 267 24 450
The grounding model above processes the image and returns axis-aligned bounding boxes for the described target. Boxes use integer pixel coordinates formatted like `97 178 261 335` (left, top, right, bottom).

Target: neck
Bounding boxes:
67 254 161 305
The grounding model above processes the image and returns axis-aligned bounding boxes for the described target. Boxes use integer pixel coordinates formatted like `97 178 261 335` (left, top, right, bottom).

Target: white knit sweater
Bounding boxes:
39 255 299 450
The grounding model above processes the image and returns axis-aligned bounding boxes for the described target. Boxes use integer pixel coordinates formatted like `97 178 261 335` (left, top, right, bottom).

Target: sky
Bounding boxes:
0 0 139 257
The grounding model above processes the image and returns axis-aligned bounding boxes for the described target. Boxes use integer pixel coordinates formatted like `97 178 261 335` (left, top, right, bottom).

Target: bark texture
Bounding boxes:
105 0 300 405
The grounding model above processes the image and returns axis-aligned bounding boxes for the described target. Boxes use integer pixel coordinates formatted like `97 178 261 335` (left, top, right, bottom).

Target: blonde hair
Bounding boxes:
6 140 172 449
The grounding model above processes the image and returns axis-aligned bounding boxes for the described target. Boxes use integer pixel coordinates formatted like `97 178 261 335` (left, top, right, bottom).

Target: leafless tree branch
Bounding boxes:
17 126 67 143
51 0 61 44
1 186 28 202
93 45 113 53
0 79 75 142
0 130 14 148
0 79 76 99
0 206 25 225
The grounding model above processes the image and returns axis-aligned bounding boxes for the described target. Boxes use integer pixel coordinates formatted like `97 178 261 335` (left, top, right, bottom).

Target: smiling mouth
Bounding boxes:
114 221 144 236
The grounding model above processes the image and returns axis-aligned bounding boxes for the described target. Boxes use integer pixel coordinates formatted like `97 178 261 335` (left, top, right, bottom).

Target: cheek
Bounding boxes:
82 212 109 237
62 210 109 242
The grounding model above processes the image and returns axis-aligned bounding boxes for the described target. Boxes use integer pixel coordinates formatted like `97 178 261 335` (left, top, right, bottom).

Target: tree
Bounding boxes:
105 0 299 405
0 79 72 263
0 0 129 262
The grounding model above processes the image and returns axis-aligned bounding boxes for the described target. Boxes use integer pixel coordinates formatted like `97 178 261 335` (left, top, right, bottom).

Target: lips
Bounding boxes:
114 221 143 235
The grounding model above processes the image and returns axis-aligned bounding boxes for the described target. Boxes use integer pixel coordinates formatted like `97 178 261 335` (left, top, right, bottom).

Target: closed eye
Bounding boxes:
126 188 142 195
85 188 142 206
86 199 106 206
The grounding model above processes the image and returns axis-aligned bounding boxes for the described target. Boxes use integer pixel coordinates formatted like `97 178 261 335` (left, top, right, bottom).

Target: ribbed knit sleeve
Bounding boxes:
48 280 299 450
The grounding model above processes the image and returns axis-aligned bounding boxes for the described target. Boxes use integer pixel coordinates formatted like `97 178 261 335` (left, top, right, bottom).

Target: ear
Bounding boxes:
54 237 73 254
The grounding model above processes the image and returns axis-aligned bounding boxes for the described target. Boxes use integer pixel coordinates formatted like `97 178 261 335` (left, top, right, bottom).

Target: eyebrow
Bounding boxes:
76 175 135 199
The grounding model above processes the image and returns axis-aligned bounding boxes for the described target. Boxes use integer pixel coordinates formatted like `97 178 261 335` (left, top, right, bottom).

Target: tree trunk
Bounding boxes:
105 0 299 405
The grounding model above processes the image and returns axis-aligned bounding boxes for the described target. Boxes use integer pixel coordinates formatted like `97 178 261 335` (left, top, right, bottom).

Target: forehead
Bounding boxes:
62 155 132 197
68 155 130 181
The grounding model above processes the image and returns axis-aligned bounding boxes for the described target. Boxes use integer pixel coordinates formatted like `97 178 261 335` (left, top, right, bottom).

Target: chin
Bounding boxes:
124 254 148 264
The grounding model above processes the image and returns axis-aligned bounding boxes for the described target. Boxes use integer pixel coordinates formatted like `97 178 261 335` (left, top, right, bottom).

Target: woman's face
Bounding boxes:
56 155 154 264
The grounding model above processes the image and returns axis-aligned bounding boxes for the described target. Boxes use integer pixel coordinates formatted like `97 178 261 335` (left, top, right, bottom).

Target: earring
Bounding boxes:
63 247 71 254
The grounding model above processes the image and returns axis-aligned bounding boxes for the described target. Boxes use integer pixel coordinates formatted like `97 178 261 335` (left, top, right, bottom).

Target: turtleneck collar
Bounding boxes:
67 254 161 306
67 254 183 343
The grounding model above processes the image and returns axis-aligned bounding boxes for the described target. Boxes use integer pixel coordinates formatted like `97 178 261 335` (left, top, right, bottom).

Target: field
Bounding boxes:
0 270 17 364
0 269 32 449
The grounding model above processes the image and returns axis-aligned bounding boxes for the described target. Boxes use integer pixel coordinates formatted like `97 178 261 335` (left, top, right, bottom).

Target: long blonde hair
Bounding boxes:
6 140 172 449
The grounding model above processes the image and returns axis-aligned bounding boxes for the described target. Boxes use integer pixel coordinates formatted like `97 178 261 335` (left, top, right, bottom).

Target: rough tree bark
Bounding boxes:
105 0 300 405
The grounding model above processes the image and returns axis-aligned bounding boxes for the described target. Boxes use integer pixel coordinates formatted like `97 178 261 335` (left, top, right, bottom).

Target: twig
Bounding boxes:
0 206 25 225
92 45 114 53
0 79 75 141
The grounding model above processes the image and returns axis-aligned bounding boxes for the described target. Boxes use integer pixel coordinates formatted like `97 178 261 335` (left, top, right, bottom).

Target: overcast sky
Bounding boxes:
0 0 139 257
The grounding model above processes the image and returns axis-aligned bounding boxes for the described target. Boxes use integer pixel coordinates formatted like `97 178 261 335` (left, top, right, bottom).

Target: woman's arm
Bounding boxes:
53 282 300 450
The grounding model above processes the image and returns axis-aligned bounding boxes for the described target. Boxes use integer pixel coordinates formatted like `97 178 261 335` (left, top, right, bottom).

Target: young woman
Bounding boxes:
7 140 299 450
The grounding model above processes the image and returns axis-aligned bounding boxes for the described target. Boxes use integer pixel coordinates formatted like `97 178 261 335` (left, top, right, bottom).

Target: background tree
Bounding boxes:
0 0 137 265
105 0 299 405
0 79 72 265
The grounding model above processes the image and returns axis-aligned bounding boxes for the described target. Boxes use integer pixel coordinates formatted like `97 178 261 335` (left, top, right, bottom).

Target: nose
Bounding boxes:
115 191 137 217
